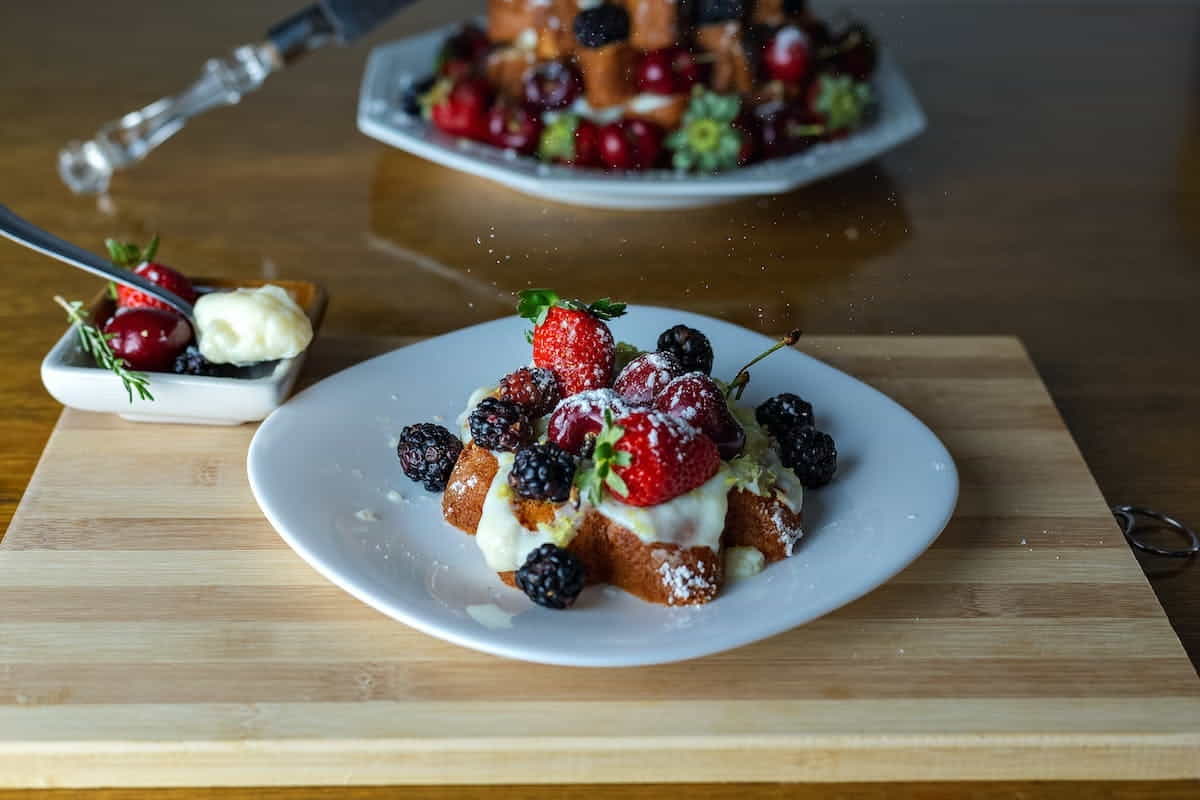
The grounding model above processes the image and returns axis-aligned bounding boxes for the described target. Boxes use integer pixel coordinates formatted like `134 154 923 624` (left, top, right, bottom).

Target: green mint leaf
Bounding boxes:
143 234 160 263
106 281 118 300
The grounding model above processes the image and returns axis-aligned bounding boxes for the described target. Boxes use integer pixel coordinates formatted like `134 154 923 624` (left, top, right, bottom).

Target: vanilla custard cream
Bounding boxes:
194 285 312 365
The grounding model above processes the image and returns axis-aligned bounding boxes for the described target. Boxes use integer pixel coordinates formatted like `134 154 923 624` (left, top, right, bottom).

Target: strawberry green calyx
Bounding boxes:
612 340 644 374
811 74 871 132
105 234 160 269
538 114 581 163
517 288 561 326
667 88 743 173
575 409 631 505
517 288 627 327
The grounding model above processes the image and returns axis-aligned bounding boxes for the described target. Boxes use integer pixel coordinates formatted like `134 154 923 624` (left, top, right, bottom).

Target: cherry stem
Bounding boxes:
726 328 803 401
786 123 826 138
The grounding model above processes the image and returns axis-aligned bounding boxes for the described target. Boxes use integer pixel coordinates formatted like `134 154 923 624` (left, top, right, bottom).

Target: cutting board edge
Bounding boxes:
1 732 1198 787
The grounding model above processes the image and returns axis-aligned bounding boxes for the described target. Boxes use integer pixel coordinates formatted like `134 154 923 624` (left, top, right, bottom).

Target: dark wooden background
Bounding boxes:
0 1 1197 796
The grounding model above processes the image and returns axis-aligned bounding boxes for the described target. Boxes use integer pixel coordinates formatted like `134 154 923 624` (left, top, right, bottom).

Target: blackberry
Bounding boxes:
656 324 714 375
468 397 532 451
777 426 837 489
497 366 562 418
402 74 436 116
516 543 586 609
573 4 630 48
172 345 231 377
696 0 744 25
509 442 576 502
756 392 814 437
397 423 463 492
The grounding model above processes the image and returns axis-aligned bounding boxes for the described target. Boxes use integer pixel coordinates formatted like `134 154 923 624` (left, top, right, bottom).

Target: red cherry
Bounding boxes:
485 104 544 154
758 104 822 160
430 77 493 140
438 24 491 72
670 48 702 90
598 122 634 170
635 49 676 94
614 351 684 405
523 60 583 111
834 23 877 80
103 308 192 372
572 119 602 167
732 111 760 166
623 118 664 169
764 25 811 84
598 119 663 171
548 389 641 454
654 373 746 460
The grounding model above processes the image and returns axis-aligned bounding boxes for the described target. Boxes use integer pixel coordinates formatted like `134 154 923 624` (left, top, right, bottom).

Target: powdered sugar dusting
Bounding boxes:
656 558 714 604
772 507 805 557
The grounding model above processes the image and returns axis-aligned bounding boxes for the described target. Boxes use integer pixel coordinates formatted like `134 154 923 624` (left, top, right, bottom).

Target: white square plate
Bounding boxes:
41 279 326 425
247 306 958 666
357 23 926 209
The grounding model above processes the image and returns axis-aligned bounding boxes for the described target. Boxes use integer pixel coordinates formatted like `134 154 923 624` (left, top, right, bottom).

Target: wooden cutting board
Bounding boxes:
1 335 1197 788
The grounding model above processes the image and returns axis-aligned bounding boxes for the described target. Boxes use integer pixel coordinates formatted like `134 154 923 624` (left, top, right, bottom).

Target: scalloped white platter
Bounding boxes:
357 22 926 209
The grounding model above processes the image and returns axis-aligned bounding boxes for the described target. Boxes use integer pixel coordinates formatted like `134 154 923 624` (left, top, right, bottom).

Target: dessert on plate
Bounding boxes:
404 0 879 173
397 290 839 608
55 235 315 402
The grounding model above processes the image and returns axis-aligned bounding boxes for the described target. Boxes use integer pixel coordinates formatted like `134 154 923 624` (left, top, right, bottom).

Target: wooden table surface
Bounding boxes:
0 0 1196 797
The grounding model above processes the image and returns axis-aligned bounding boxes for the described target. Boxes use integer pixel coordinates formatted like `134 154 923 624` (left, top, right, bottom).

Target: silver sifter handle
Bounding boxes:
57 43 280 195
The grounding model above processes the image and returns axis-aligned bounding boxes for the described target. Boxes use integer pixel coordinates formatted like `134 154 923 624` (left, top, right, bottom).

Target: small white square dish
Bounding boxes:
41 279 327 425
357 22 927 210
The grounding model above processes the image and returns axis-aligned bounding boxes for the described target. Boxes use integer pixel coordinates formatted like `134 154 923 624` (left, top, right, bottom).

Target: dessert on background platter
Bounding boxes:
357 0 926 208
247 299 958 666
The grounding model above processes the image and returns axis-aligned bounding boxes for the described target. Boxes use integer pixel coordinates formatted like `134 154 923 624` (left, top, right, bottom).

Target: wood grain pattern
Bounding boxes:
1 1 1199 796
0 335 1196 788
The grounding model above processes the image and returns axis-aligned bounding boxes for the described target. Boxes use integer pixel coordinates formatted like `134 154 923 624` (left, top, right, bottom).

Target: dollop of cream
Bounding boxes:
724 546 766 579
194 285 313 365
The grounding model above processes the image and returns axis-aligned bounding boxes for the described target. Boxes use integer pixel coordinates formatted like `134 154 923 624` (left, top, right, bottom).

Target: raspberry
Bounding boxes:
508 442 576 502
656 324 714 376
515 543 586 609
397 423 463 492
755 392 814 437
497 366 562 418
777 426 837 488
468 397 532 452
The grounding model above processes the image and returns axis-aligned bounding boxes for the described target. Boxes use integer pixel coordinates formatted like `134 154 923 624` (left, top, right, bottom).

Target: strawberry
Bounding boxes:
655 372 745 460
518 289 627 396
578 409 720 507
106 236 197 312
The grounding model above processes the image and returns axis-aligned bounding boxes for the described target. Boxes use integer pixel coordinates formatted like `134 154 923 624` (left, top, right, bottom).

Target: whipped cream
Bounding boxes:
194 285 312 365
596 465 731 553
